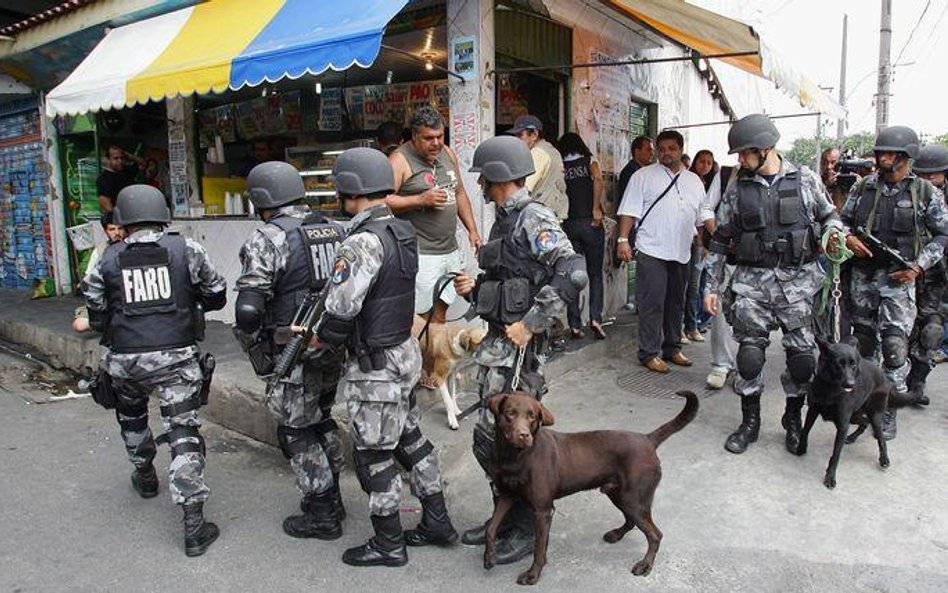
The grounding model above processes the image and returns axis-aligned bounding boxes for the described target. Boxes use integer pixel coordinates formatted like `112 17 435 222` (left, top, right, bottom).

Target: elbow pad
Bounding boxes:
235 289 266 333
549 254 588 304
316 314 354 346
202 289 227 312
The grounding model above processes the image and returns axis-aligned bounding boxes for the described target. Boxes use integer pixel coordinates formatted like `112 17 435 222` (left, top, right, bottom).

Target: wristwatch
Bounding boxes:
617 237 629 244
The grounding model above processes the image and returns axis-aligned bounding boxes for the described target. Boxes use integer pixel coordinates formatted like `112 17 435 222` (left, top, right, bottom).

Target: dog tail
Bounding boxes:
647 391 699 448
887 386 921 409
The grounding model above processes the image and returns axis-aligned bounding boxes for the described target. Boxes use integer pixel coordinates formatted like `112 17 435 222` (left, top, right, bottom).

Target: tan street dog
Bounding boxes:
412 317 487 429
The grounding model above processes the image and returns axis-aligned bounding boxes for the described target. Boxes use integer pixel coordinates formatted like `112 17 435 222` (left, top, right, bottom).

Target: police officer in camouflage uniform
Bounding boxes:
705 114 842 456
83 185 226 556
453 135 587 564
312 147 457 567
842 127 948 439
234 161 347 540
908 144 948 405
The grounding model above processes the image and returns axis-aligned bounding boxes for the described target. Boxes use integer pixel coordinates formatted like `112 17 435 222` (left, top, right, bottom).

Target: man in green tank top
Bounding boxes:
388 106 482 331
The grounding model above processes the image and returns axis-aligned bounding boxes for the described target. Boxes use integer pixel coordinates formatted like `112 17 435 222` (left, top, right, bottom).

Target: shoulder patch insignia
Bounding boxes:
332 257 352 285
534 228 558 252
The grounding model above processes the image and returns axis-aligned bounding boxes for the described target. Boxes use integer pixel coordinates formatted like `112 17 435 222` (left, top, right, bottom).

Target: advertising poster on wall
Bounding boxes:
450 36 476 81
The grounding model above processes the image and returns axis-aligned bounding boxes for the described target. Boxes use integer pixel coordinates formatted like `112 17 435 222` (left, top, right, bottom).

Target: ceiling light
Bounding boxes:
315 81 322 94
386 70 393 84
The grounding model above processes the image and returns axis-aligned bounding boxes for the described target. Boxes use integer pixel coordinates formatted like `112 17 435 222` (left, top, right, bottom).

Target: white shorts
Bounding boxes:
415 250 463 313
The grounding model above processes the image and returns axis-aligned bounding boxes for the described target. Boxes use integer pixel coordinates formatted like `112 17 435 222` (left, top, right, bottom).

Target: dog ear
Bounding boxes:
814 335 829 353
842 335 859 350
537 401 555 426
487 394 507 416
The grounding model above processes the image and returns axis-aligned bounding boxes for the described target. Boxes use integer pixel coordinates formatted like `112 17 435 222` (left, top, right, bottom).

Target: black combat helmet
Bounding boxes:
247 161 306 210
332 147 395 196
912 144 948 173
113 184 171 226
727 113 780 154
873 125 920 159
469 136 536 183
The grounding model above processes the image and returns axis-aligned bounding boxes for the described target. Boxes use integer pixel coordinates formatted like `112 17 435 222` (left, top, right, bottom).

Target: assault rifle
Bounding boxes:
265 287 329 396
854 226 912 270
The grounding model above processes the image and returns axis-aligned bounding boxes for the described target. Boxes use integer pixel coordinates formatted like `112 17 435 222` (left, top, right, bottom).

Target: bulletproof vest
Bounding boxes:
852 175 926 261
351 215 417 350
100 234 197 353
732 171 818 268
267 214 344 329
475 200 553 325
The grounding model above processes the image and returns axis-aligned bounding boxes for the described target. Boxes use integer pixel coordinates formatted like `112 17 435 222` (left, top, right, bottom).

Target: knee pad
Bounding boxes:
393 427 434 470
881 331 908 369
919 317 943 351
737 344 767 380
472 423 495 475
158 424 205 459
786 350 816 384
115 403 149 432
353 449 398 494
276 424 322 460
851 326 878 358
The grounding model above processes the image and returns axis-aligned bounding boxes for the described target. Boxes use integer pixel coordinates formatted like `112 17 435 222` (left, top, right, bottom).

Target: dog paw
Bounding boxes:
823 474 837 490
631 560 653 576
448 419 459 430
603 529 626 544
793 443 807 456
516 570 540 586
483 553 496 570
879 455 890 468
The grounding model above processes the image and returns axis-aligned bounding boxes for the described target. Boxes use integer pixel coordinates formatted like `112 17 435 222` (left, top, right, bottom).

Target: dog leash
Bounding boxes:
819 227 853 344
509 344 527 391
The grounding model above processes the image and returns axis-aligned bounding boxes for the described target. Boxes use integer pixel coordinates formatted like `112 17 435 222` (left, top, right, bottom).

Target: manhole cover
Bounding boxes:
616 365 717 399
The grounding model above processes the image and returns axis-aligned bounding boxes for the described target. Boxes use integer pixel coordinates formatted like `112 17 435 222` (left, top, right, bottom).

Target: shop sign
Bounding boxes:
318 88 343 131
344 80 449 131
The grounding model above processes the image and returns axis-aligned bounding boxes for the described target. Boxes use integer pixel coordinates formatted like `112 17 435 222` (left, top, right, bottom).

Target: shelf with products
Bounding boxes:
286 140 369 212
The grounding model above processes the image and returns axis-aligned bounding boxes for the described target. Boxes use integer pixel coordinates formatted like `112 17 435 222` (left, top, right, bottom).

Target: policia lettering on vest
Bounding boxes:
233 161 348 541
840 126 948 439
452 136 587 566
311 147 457 568
82 184 227 557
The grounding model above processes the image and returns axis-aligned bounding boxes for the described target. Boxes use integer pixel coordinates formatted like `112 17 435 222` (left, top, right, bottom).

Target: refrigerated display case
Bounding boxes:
285 140 372 214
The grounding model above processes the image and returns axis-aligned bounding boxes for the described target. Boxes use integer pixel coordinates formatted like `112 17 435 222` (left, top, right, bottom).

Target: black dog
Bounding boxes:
795 336 919 489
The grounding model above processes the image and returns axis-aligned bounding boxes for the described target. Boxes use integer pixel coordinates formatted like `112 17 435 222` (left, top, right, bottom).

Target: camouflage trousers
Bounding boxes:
848 267 916 392
339 339 443 517
267 351 345 496
908 273 945 385
473 331 546 433
104 346 208 505
728 293 816 399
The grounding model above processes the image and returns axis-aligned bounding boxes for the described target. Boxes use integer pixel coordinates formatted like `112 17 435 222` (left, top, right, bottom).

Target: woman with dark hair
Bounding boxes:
558 132 607 339
683 149 718 342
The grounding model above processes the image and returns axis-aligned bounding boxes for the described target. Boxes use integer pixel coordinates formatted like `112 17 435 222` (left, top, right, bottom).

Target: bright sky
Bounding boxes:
692 0 948 147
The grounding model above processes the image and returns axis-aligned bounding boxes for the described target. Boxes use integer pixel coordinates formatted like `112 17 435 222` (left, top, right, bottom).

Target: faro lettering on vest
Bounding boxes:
310 241 343 280
122 266 173 303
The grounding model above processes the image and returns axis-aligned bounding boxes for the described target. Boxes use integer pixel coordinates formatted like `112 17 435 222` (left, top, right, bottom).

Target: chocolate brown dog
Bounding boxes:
483 390 699 585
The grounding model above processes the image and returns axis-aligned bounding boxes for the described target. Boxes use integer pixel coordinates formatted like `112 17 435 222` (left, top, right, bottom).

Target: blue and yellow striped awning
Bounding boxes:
47 0 408 116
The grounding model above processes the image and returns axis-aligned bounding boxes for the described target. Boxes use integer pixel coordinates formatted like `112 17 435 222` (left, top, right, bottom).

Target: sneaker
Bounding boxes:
685 329 705 342
680 332 690 345
706 368 728 390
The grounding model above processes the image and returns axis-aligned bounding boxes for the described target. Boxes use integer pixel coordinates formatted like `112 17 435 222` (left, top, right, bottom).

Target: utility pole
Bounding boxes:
837 14 848 142
875 0 892 133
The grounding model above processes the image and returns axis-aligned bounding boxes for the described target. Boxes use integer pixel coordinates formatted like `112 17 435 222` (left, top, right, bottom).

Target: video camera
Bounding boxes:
833 152 874 191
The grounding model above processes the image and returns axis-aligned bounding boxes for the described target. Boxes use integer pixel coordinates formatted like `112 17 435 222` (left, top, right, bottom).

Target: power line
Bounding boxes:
894 0 933 65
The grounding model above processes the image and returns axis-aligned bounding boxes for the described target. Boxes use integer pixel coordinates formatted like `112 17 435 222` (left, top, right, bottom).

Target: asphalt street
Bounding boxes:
2 339 947 593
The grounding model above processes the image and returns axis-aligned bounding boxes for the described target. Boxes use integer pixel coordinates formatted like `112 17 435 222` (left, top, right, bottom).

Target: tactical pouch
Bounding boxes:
789 229 808 260
477 238 503 270
500 277 531 324
475 280 502 320
89 368 117 410
193 302 206 342
739 205 766 231
736 233 763 263
778 197 799 225
198 352 215 406
892 205 915 233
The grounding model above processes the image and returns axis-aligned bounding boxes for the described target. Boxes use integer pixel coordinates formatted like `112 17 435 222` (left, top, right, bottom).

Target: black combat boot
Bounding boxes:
724 395 761 454
493 501 535 565
342 513 408 567
461 519 490 546
781 397 805 454
404 492 458 547
301 474 346 522
130 463 159 499
882 408 898 441
183 502 220 557
907 362 931 406
284 490 343 540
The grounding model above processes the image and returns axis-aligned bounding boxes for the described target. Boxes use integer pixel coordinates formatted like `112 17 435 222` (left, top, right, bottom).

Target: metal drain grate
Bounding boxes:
616 365 717 399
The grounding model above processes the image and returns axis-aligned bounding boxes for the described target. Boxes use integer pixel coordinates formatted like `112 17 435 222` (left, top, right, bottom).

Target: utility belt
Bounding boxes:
84 352 215 413
474 276 534 325
734 228 817 268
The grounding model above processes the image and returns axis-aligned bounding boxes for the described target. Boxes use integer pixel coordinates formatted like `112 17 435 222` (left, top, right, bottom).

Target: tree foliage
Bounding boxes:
785 132 876 169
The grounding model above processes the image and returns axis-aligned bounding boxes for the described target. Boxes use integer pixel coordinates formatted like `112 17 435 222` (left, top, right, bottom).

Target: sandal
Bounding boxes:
569 328 585 340
589 321 607 340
